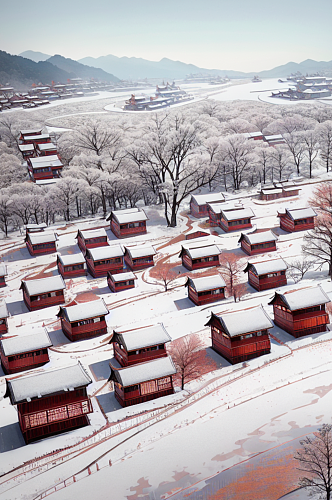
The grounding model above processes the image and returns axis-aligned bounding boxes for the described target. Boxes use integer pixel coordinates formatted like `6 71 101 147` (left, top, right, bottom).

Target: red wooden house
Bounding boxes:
179 244 221 271
21 133 51 146
259 181 300 201
20 275 66 311
190 192 225 218
111 323 171 367
76 228 109 255
27 155 63 182
124 245 156 271
109 356 176 407
186 274 226 305
57 253 87 279
219 207 254 232
277 207 317 232
206 305 273 364
243 258 287 291
0 301 9 335
0 327 52 374
107 208 148 238
107 271 136 292
19 129 43 141
208 202 244 227
85 245 124 278
57 299 109 342
268 285 330 338
25 231 57 256
5 362 93 443
19 144 35 160
0 263 7 288
238 230 278 256
25 223 47 233
35 143 58 156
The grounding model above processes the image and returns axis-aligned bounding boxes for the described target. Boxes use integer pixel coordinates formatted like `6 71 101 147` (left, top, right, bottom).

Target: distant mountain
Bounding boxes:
18 50 52 62
0 50 75 89
257 59 332 78
78 54 248 80
79 54 332 80
46 55 120 83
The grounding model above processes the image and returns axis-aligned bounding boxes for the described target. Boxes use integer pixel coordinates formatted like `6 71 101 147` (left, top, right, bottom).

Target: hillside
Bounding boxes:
46 54 120 83
18 50 52 62
0 50 74 89
79 54 332 80
78 54 248 80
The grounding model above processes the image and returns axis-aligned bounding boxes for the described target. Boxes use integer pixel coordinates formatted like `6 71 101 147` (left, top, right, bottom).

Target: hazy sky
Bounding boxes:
1 0 332 72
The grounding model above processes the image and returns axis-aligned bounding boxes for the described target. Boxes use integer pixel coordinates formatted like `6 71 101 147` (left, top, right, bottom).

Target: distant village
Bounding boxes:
272 75 332 100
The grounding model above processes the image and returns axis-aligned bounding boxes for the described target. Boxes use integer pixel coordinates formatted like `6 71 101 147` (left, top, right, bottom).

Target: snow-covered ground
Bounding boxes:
0 175 332 500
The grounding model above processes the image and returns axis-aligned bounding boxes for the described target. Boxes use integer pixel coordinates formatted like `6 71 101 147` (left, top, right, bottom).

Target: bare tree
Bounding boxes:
286 257 313 283
167 334 217 390
219 135 255 190
301 130 320 178
294 424 332 500
268 144 292 182
317 121 332 172
73 120 122 158
0 195 14 237
283 132 305 175
148 261 183 291
219 253 246 301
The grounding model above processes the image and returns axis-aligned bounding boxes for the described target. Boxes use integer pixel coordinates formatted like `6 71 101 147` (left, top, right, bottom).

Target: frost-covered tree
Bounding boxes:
0 143 27 187
128 113 219 227
268 144 292 182
219 135 255 190
317 121 332 172
301 129 320 178
49 177 83 221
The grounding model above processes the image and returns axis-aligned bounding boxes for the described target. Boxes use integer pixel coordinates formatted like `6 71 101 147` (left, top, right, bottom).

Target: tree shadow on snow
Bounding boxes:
0 423 25 452
96 393 122 414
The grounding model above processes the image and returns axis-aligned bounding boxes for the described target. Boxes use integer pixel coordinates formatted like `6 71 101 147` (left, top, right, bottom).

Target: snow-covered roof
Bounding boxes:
108 207 148 224
58 299 109 322
19 144 35 152
36 142 57 151
87 245 124 260
264 135 283 140
244 258 287 276
188 274 226 292
208 306 273 337
183 244 221 259
25 223 47 232
77 228 107 240
208 202 243 214
270 285 330 311
29 156 63 169
57 253 86 266
110 356 176 387
5 363 92 404
125 245 156 258
261 188 282 195
21 275 66 296
27 232 57 245
239 230 278 245
113 324 171 351
222 208 254 221
0 263 7 277
20 129 42 135
23 134 50 141
1 328 52 356
0 301 9 318
109 271 136 282
282 186 300 193
286 208 317 220
191 192 225 206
